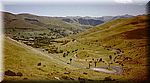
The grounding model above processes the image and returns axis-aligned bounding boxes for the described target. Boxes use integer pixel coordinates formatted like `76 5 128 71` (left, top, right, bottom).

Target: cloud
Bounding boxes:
114 0 133 3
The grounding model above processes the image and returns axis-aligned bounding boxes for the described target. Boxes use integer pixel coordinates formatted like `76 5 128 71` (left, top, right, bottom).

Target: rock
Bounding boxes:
5 70 16 76
55 77 60 80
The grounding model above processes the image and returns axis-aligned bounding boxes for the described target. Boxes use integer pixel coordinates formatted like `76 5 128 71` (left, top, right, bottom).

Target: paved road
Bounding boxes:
7 37 123 74
91 66 123 74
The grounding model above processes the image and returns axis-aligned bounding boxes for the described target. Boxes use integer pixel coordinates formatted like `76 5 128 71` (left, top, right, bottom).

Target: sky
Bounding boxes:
0 0 149 17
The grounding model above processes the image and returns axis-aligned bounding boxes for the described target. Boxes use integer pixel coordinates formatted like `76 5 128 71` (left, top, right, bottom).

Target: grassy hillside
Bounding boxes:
3 12 92 40
3 14 148 81
54 15 148 80
4 37 126 81
4 12 90 31
4 37 69 80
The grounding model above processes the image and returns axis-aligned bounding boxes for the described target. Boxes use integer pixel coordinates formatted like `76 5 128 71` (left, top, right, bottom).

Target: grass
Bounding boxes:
106 68 113 71
4 37 126 81
4 37 65 80
54 15 148 80
4 12 92 40
3 15 148 81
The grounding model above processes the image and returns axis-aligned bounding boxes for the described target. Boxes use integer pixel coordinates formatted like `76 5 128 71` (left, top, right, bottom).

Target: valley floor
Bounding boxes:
3 37 127 81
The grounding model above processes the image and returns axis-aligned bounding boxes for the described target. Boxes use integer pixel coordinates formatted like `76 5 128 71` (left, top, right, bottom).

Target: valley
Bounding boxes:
3 12 148 81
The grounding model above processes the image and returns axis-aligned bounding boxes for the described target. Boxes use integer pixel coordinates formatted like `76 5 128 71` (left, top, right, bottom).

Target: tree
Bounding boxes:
94 61 97 67
109 55 112 60
113 56 117 62
63 53 66 57
85 59 87 61
99 58 102 62
108 62 111 69
88 61 92 68
108 55 113 69
70 58 72 64
89 63 91 68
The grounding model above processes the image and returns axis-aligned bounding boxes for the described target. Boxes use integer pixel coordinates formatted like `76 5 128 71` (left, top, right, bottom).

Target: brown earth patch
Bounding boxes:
122 28 148 39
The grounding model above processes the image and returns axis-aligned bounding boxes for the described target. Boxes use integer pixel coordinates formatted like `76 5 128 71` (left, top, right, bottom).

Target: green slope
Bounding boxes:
3 14 148 81
55 15 148 80
3 12 92 41
4 37 126 81
4 37 68 80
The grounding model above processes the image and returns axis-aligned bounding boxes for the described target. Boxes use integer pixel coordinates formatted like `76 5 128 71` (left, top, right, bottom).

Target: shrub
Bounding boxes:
104 76 112 81
5 70 16 76
16 72 23 76
37 62 41 66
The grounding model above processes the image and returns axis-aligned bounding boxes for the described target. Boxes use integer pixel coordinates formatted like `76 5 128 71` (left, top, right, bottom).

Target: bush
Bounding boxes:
63 53 66 57
5 70 16 76
37 62 41 66
16 72 23 76
104 76 112 81
57 50 63 53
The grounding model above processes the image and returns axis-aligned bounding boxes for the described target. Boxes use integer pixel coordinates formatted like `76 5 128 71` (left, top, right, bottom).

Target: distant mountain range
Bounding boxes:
3 12 133 27
3 11 133 39
58 14 133 26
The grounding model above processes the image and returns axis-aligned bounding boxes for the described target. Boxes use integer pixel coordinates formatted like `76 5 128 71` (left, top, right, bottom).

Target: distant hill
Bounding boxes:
3 12 133 40
111 14 133 21
60 17 104 26
3 12 78 30
58 14 133 25
3 12 92 39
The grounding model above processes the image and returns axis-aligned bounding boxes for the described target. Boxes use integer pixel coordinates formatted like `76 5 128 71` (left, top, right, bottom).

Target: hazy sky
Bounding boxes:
1 0 149 17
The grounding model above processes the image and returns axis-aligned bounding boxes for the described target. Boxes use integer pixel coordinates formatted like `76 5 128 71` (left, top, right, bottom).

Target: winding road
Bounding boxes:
91 66 122 74
7 37 123 75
